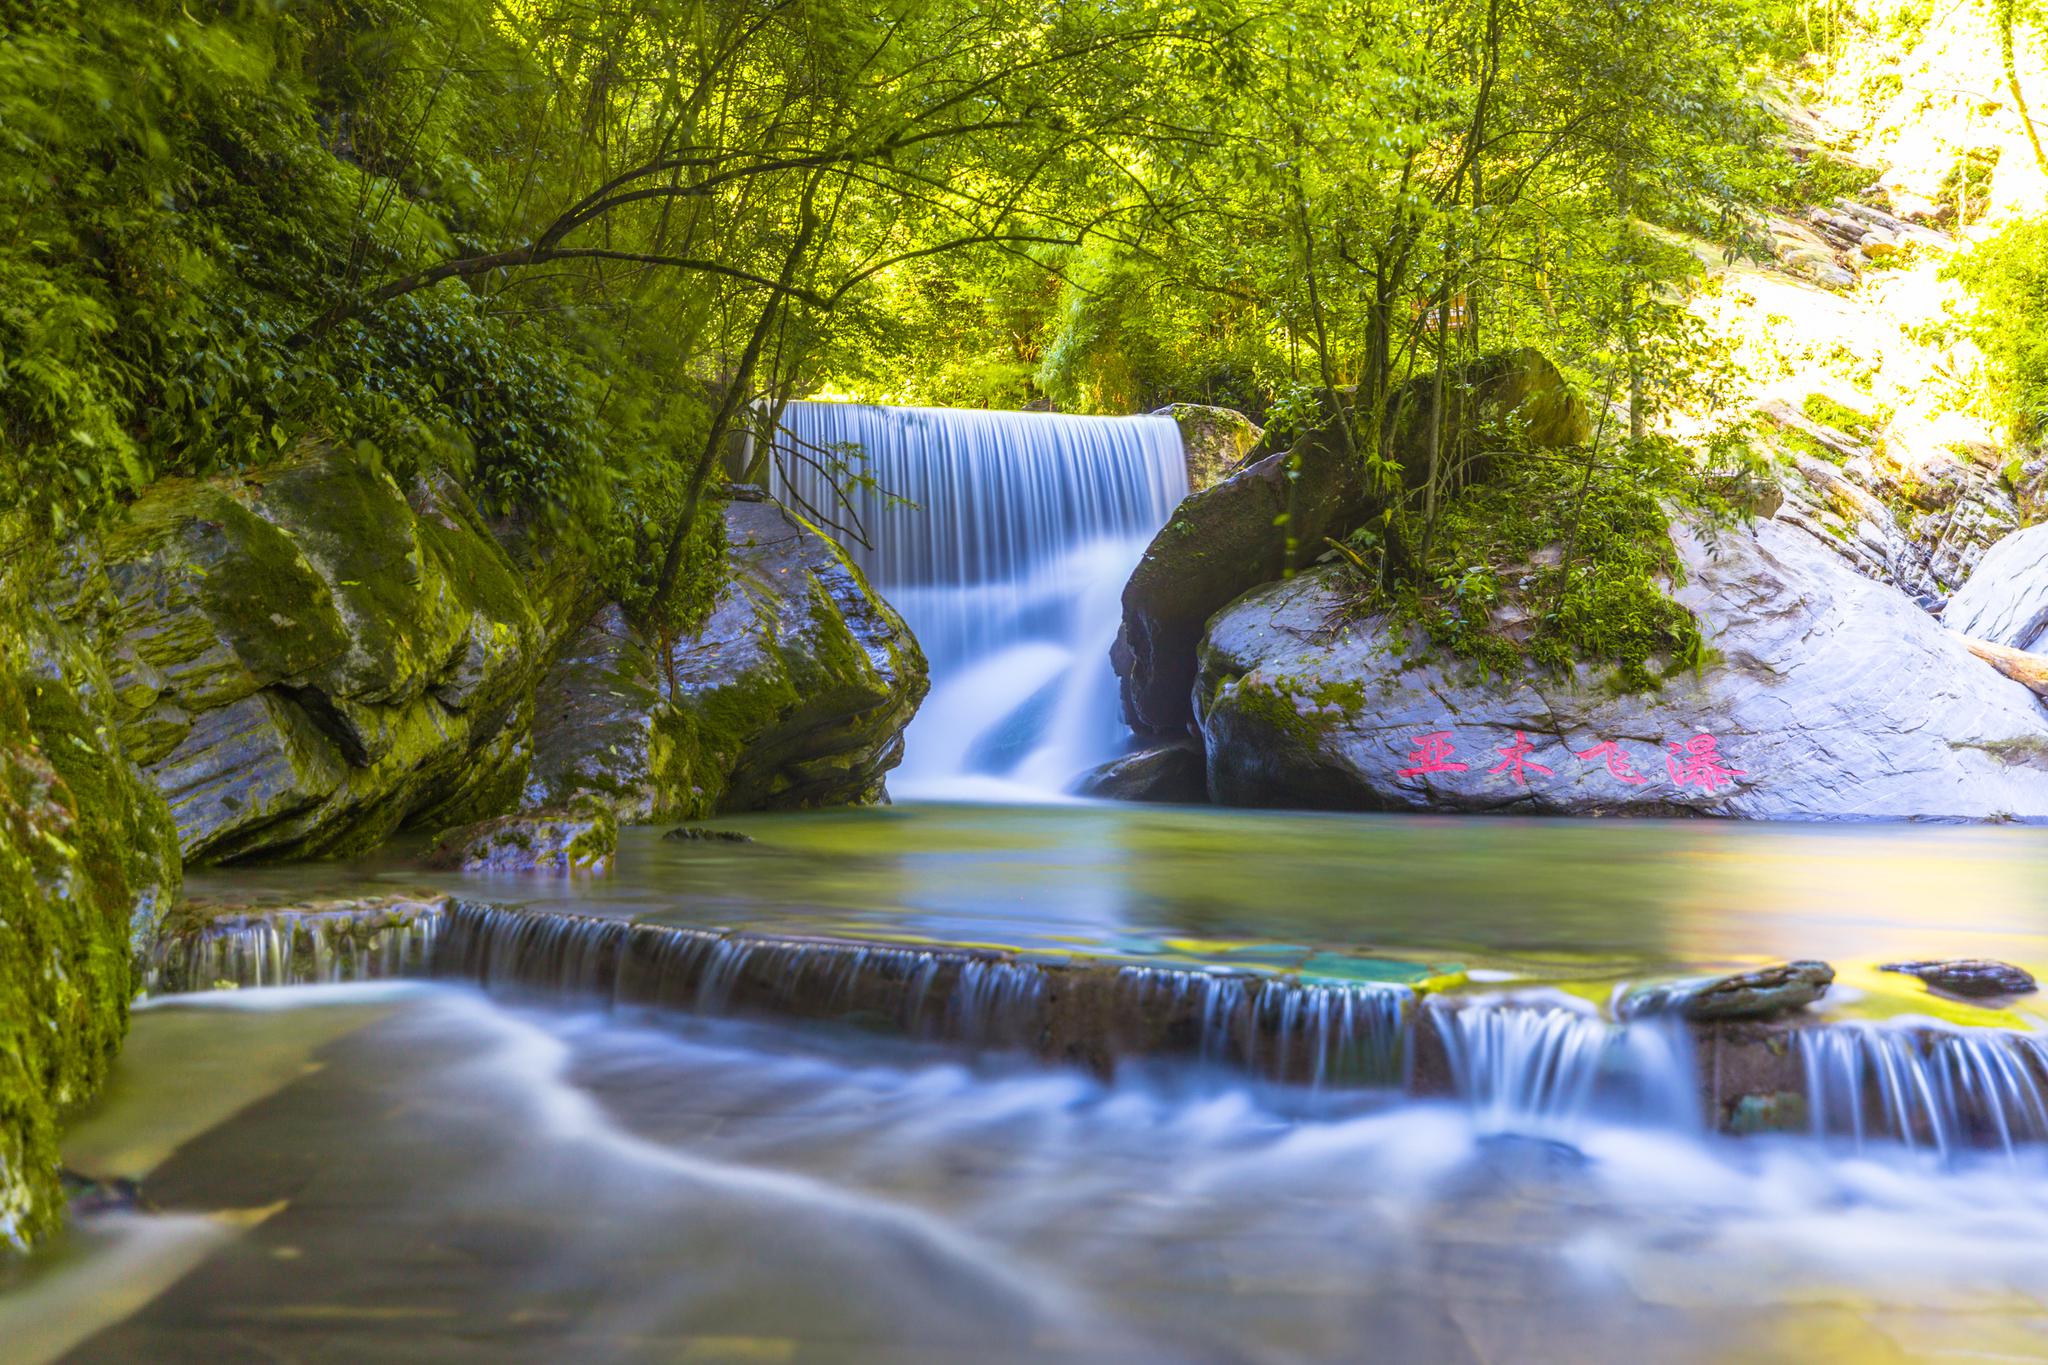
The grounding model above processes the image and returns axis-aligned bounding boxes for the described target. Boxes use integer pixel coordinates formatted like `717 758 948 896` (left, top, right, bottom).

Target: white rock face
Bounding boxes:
1195 515 2048 821
1946 522 2048 652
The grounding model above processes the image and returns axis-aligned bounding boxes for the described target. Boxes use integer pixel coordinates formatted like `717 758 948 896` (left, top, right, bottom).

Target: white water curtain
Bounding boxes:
768 401 1187 799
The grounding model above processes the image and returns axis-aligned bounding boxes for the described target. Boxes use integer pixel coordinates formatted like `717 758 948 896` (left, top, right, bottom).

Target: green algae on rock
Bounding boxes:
424 807 618 874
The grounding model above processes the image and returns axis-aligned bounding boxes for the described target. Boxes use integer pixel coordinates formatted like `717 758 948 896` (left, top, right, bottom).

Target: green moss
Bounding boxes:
1225 671 1365 748
1356 435 1706 693
1953 735 2048 771
1776 424 1848 466
0 609 173 1250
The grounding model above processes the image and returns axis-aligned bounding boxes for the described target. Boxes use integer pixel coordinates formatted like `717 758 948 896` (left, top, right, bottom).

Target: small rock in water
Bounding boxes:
1724 1090 1809 1136
1623 960 1834 1021
1880 959 2037 998
662 826 754 844
425 808 617 873
61 1169 149 1216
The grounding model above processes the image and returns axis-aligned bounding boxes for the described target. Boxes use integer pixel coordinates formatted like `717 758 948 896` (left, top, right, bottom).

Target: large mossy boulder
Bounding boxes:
526 493 927 820
77 443 548 863
1194 512 2048 819
1117 349 1586 738
1153 404 1263 492
2 609 180 1249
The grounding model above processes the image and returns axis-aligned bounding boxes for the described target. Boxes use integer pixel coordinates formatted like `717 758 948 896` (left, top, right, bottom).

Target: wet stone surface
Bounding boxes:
1620 960 1835 1022
1881 958 2039 997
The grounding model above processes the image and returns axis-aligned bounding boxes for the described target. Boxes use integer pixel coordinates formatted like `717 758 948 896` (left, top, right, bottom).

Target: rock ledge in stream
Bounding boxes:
1881 959 2039 997
1622 961 1835 1021
424 808 616 873
525 495 928 821
1195 512 2048 820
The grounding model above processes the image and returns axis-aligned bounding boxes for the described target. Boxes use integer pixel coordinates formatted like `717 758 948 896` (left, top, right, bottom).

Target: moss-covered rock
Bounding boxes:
1154 404 1263 492
423 807 616 873
1 609 179 1250
526 493 927 820
1117 351 1588 739
76 443 551 863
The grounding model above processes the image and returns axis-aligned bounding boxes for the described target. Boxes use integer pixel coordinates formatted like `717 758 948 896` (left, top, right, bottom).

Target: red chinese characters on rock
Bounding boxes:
1666 733 1746 793
1573 740 1649 785
1397 731 1469 776
1394 728 1749 792
1487 731 1553 786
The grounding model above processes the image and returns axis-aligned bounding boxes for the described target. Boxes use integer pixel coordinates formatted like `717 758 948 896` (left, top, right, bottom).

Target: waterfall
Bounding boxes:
767 401 1188 798
1800 1023 2048 1157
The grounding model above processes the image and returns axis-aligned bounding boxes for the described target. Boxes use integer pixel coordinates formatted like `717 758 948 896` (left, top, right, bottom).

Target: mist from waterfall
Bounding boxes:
768 400 1187 799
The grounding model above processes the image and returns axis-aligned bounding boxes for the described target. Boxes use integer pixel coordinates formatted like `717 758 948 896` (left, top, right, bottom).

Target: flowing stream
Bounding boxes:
768 401 1186 798
13 813 2048 1362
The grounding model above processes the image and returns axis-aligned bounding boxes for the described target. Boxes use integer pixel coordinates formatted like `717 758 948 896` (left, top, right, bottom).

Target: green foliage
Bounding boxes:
1800 392 1876 437
0 0 620 559
1947 217 2048 440
1366 434 1711 692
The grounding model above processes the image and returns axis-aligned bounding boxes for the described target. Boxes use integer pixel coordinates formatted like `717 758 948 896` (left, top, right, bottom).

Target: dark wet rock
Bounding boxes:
1195 510 2048 819
1153 403 1262 491
1114 421 1366 738
524 604 666 820
1624 961 1834 1021
1945 522 2048 652
60 1170 151 1216
79 443 549 862
2 608 178 1248
1880 959 2039 997
425 808 616 873
527 497 927 821
1117 349 1587 738
662 826 754 843
1074 740 1209 804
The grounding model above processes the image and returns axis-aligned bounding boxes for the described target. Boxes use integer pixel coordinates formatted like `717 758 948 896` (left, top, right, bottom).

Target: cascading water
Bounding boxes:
1800 1022 2048 1157
767 401 1188 798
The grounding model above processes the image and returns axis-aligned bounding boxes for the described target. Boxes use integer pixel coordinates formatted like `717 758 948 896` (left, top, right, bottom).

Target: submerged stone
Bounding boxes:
1725 1090 1810 1135
425 808 617 874
1074 740 1208 803
662 826 754 844
1880 959 2038 997
1623 961 1834 1021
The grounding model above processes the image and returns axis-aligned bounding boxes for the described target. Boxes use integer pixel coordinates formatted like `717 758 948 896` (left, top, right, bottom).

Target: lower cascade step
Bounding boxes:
149 897 2048 1154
